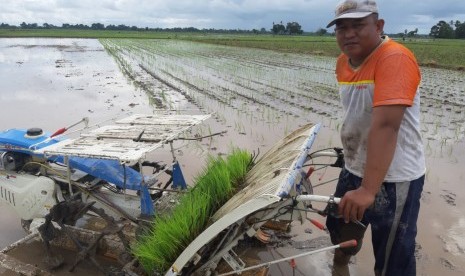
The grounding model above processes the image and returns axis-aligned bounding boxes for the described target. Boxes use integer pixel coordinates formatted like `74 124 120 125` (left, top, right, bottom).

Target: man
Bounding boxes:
325 1 426 275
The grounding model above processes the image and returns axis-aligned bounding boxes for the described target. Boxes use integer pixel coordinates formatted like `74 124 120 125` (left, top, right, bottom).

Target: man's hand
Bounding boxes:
338 186 376 223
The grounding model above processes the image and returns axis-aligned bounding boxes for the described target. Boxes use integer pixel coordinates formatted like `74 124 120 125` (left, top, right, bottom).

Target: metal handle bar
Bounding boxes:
296 194 341 204
309 151 339 158
218 239 357 276
308 148 344 169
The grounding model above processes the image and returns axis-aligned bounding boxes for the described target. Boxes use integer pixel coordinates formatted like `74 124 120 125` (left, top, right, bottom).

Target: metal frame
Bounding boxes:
164 123 352 276
37 114 210 163
34 114 209 216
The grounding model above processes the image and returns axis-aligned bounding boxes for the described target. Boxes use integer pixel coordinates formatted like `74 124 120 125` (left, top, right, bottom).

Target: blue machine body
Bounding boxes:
0 128 187 216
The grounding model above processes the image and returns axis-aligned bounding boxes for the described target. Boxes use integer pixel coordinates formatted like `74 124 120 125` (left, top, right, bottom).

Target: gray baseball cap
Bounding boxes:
327 0 378 28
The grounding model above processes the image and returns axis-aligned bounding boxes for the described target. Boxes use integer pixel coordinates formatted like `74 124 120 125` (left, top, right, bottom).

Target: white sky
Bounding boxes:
1 0 465 34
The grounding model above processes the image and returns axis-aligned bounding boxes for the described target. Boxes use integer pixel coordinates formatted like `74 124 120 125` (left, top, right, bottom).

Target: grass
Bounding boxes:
182 34 341 56
132 149 252 273
401 38 465 70
182 34 465 70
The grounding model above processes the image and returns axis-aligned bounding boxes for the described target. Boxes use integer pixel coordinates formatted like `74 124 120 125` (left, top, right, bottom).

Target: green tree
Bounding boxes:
430 21 454 38
286 22 303 35
407 28 418 37
42 23 53 29
271 21 285 35
0 23 15 29
455 22 465 39
20 22 38 29
315 28 328 36
91 23 105 30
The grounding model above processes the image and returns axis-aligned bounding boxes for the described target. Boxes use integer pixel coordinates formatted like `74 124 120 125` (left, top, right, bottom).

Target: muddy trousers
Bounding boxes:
326 169 425 276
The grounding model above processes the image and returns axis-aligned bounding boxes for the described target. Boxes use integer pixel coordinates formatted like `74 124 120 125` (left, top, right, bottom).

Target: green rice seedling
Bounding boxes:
132 149 252 274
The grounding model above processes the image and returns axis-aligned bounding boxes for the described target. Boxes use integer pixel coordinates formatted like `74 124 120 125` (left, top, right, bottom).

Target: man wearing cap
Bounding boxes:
325 1 425 275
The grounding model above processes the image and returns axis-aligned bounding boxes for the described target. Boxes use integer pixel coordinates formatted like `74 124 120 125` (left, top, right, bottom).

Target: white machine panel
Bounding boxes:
36 114 210 163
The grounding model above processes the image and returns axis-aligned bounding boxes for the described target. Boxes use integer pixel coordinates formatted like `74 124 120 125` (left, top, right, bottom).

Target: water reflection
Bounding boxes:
0 37 154 249
0 38 153 130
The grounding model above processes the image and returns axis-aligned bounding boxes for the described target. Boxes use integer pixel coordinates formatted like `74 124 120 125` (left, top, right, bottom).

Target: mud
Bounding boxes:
6 239 121 276
1 38 465 275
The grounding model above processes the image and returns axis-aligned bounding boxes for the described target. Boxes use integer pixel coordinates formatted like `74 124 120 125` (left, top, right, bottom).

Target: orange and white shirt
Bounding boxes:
336 36 425 182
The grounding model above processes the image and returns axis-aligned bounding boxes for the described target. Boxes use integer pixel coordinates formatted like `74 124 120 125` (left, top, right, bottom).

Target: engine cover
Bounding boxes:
0 172 57 220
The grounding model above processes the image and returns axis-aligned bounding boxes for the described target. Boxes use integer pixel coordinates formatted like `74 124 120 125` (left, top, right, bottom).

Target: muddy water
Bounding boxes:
0 39 158 129
1 38 465 276
0 38 150 247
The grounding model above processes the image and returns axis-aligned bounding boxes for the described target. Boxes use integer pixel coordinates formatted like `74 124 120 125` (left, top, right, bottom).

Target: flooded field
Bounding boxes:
0 38 464 275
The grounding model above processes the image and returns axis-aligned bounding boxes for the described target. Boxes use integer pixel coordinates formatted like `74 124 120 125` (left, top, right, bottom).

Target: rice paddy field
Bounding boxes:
182 34 465 70
0 36 464 275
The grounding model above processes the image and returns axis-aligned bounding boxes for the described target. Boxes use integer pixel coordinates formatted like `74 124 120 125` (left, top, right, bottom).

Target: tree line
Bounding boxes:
5 20 464 38
0 22 267 34
271 21 303 35
0 21 309 35
429 20 465 39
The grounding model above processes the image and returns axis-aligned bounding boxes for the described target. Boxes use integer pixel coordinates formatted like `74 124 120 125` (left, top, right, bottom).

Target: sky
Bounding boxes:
1 0 465 34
